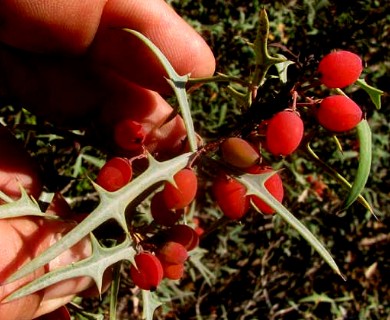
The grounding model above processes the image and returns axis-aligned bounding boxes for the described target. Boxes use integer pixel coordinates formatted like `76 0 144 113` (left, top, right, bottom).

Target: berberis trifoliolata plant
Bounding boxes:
0 8 384 319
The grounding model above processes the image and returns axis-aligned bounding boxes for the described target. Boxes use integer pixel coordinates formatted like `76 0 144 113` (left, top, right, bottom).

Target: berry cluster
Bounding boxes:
213 137 284 219
316 50 363 132
130 224 199 290
93 50 365 292
96 158 199 290
211 50 364 220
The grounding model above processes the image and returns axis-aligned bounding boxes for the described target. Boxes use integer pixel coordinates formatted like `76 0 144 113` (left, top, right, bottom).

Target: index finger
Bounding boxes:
91 0 215 92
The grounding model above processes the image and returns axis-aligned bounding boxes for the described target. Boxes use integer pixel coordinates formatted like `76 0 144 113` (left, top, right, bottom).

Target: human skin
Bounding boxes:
0 0 215 318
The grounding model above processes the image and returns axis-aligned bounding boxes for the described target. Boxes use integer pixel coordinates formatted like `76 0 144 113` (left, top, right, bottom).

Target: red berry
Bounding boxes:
318 50 363 88
150 192 183 226
220 137 260 169
130 252 163 291
114 119 146 151
265 110 304 156
157 241 188 265
212 173 249 220
162 168 198 210
160 261 185 280
166 224 199 251
317 95 362 132
249 168 284 215
96 157 132 192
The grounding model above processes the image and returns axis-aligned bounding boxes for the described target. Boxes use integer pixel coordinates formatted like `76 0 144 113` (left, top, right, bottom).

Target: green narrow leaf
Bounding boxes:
142 290 162 320
304 142 374 214
299 292 336 304
72 149 105 178
356 79 384 110
341 120 372 210
332 135 343 153
109 262 122 320
226 86 248 106
237 172 345 279
122 29 197 152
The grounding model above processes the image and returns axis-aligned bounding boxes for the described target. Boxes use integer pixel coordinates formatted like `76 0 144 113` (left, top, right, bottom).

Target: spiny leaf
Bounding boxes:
4 235 136 302
252 9 287 87
0 190 14 203
122 29 197 152
0 186 50 219
236 172 345 280
274 54 295 83
166 77 198 152
121 29 180 82
142 290 162 320
356 79 384 110
4 152 192 285
341 120 372 211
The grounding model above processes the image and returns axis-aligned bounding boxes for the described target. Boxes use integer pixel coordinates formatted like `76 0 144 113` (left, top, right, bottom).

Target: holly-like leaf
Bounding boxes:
236 171 345 280
274 54 295 83
0 190 14 203
342 120 372 211
142 290 162 320
356 79 384 110
252 9 287 87
3 235 136 302
3 29 199 317
3 152 192 286
0 186 50 219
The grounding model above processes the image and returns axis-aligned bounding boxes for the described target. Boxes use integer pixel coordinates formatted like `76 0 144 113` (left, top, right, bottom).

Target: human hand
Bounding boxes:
0 0 215 155
0 0 215 318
